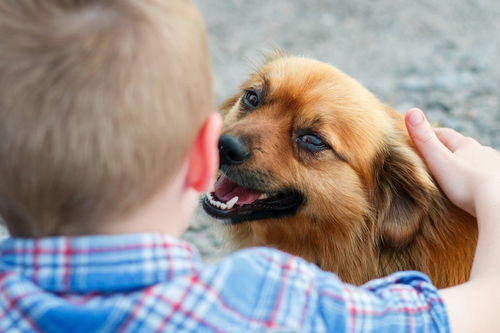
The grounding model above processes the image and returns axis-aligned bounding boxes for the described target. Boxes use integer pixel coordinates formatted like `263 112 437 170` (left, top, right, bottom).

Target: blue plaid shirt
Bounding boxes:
0 233 450 332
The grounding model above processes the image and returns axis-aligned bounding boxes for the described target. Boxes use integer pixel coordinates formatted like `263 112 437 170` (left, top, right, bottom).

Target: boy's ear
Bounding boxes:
186 112 222 192
374 143 444 249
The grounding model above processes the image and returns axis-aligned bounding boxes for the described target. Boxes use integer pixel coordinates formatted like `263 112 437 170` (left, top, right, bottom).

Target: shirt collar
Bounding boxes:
0 233 201 293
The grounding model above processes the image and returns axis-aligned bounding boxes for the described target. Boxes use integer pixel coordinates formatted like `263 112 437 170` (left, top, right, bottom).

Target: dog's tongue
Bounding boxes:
214 174 262 204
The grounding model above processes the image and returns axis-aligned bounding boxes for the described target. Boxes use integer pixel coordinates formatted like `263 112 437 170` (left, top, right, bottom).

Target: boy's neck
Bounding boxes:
57 167 197 238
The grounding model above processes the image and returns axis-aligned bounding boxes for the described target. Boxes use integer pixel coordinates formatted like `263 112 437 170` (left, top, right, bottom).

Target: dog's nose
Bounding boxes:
219 135 250 166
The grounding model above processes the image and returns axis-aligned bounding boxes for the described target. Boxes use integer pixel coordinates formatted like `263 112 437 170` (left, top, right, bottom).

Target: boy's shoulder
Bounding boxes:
209 246 329 281
202 246 343 303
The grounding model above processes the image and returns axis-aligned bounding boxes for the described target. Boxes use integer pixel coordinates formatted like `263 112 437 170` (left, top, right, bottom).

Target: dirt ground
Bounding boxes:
184 0 500 260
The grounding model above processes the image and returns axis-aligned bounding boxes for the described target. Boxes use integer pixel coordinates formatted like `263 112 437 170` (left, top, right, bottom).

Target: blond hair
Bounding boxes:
0 0 212 236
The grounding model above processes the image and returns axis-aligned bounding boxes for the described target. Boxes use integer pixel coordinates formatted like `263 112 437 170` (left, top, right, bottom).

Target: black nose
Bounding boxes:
219 135 250 166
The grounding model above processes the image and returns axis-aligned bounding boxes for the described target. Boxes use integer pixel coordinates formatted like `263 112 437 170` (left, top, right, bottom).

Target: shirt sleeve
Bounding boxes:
207 247 450 333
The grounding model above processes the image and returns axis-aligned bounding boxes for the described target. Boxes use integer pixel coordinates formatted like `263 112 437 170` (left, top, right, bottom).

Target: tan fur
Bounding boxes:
220 55 477 288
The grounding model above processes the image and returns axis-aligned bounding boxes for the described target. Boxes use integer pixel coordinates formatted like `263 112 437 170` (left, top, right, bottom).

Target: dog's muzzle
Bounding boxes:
203 135 304 224
219 135 250 166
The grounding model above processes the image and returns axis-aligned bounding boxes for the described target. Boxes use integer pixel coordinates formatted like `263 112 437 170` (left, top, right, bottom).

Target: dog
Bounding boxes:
202 53 477 288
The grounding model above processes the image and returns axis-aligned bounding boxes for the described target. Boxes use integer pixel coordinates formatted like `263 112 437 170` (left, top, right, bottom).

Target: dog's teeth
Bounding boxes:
226 196 238 209
259 193 269 200
207 195 231 210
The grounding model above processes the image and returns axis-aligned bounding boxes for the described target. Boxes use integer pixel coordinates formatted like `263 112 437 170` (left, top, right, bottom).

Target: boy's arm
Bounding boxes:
405 108 500 333
439 182 500 333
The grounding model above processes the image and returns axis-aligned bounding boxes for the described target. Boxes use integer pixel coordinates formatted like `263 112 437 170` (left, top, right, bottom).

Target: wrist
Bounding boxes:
473 178 500 217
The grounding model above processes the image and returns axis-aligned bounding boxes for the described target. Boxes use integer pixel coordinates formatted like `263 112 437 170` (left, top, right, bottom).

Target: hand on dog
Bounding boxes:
405 108 500 218
409 108 500 333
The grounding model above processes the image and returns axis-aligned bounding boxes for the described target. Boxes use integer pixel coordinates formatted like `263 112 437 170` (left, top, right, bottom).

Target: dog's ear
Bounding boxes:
263 49 287 65
374 143 445 249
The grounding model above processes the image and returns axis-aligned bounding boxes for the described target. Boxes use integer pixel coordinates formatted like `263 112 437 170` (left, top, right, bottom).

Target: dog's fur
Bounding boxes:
207 54 477 288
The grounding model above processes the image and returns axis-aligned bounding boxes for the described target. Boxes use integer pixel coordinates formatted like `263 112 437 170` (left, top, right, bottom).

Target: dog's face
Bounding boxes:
203 55 438 250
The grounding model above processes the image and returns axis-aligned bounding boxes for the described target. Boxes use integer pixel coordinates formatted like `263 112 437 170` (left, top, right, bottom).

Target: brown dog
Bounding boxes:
202 53 477 288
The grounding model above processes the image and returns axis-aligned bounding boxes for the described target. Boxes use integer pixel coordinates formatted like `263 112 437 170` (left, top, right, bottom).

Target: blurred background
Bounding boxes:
2 1 499 251
184 0 500 259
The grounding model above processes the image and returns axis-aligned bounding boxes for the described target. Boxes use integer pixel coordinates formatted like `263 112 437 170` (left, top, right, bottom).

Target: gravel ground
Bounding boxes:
185 0 500 260
2 1 499 253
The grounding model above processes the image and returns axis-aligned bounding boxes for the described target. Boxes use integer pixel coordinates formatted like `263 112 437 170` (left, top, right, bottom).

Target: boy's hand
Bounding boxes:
405 108 500 217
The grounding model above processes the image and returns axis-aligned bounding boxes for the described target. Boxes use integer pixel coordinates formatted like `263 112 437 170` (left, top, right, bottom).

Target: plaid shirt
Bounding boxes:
0 233 450 332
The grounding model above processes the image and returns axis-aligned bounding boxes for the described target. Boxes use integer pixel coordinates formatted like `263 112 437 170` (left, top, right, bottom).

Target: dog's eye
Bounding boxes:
242 90 260 110
297 134 328 151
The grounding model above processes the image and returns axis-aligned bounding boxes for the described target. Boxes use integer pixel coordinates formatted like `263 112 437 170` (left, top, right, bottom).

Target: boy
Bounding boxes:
0 1 499 332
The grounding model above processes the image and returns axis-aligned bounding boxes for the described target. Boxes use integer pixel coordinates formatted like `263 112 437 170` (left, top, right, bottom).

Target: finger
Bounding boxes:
405 108 455 179
434 127 469 152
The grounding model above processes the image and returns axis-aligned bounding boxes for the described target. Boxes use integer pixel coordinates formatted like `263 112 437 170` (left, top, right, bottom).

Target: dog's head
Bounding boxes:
203 54 442 249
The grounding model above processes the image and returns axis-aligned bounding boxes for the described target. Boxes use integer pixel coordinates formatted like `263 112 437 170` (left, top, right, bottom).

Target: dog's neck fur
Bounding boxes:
226 201 476 288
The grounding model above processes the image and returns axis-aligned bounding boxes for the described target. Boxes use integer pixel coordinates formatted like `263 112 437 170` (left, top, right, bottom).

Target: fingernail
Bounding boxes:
409 109 424 126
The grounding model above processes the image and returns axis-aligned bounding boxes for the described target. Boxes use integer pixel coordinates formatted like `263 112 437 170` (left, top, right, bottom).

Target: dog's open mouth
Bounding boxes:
202 173 303 224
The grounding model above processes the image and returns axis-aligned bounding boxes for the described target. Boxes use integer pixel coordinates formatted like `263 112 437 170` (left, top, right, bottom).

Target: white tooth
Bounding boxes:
220 203 227 210
207 192 213 200
259 193 269 200
226 196 238 209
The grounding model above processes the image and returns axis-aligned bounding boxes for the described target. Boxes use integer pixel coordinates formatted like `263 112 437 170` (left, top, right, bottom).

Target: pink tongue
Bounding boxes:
214 174 262 204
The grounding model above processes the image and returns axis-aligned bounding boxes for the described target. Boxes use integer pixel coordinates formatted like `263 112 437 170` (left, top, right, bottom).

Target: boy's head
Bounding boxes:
0 0 217 237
